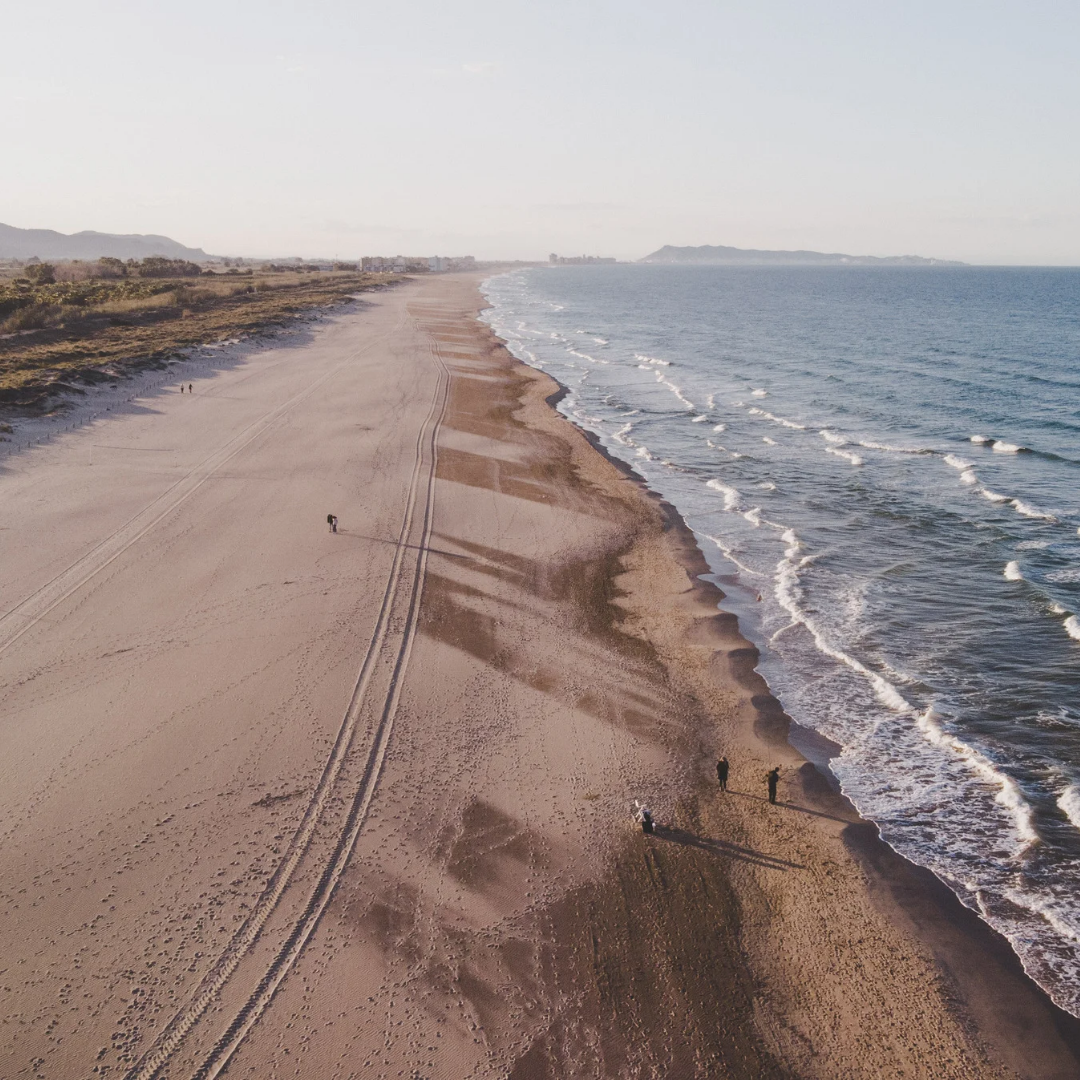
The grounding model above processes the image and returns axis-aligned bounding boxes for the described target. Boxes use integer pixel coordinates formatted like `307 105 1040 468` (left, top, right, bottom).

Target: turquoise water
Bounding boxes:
482 264 1080 1016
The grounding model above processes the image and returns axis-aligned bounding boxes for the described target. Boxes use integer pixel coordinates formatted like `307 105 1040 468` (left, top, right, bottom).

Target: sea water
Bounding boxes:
481 264 1080 1016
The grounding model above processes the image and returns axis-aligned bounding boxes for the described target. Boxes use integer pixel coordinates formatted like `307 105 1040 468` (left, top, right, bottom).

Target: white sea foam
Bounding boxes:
743 507 763 526
572 408 605 426
1012 500 1056 521
706 440 727 451
768 529 1040 848
1050 602 1067 615
706 478 741 511
820 429 848 445
1047 568 1080 584
858 439 928 454
712 423 726 432
1004 561 1023 581
980 488 1009 504
593 337 609 345
826 446 864 466
915 709 1039 847
771 531 915 714
567 348 608 365
763 436 777 446
691 414 709 423
970 434 991 444
749 406 806 430
1002 885 1080 973
1017 540 1051 550
751 388 768 397
656 373 695 410
1058 784 1080 830
993 440 1024 454
634 353 670 366
759 481 777 491
1065 616 1080 641
701 533 760 577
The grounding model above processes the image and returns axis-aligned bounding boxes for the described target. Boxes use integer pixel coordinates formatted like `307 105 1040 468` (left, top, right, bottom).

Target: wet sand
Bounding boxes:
1 273 1078 1079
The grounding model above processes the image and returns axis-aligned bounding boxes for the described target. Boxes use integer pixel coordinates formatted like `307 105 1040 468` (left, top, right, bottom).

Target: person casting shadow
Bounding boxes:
766 766 780 804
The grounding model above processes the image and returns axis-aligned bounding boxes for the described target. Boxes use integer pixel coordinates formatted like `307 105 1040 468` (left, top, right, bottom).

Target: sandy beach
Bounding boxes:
2 272 1079 1080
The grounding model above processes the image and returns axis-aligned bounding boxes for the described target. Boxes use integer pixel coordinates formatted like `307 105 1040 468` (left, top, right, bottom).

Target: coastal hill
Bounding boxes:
641 243 965 267
0 222 210 262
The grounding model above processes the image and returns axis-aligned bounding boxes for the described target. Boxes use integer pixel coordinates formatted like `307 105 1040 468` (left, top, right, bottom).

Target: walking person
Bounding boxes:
188 383 193 393
766 766 780 805
327 513 338 533
716 756 729 792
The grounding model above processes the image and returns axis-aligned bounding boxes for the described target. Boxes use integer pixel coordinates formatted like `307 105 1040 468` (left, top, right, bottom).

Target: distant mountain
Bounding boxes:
640 243 965 267
0 222 211 262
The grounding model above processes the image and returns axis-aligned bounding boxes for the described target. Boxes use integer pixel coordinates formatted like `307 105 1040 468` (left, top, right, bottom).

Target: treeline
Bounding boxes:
15 257 205 286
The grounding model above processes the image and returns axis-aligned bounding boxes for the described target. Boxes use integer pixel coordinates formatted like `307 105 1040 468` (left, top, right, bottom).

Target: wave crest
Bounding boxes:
706 478 741 511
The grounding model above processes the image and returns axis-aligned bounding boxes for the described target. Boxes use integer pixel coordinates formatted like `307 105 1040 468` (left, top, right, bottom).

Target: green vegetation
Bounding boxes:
0 266 401 410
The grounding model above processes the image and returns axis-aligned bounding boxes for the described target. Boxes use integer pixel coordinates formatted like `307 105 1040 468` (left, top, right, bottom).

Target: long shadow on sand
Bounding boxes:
336 530 472 561
653 824 804 872
726 789 853 825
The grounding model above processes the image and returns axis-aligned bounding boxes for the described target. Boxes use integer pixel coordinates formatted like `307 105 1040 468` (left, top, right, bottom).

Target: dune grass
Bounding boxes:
0 270 401 409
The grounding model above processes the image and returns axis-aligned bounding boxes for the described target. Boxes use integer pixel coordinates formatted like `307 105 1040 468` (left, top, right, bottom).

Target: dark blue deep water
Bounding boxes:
482 264 1080 1015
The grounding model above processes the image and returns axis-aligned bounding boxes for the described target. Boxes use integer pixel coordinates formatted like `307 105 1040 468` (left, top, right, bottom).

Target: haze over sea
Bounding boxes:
482 264 1080 1016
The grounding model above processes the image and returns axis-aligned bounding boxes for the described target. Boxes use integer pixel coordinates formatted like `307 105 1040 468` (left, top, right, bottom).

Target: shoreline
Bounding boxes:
481 280 1080 1075
1 272 1077 1078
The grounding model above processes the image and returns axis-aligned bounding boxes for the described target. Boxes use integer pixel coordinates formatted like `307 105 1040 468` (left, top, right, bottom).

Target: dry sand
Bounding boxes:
1 274 1079 1079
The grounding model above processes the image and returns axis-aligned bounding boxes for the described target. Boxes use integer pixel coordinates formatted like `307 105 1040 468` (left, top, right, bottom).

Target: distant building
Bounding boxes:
361 255 476 274
548 253 617 265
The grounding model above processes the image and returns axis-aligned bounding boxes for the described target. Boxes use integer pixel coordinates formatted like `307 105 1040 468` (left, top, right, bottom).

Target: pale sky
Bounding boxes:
3 1 1079 263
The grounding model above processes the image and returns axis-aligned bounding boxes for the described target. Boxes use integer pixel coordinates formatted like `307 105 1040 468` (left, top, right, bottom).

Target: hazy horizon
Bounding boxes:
4 1 1078 265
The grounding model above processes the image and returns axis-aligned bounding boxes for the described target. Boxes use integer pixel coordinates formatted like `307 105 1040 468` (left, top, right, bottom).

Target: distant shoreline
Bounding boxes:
640 242 966 266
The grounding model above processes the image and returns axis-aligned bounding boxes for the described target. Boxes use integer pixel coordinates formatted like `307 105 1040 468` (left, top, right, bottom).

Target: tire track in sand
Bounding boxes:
123 311 449 1080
